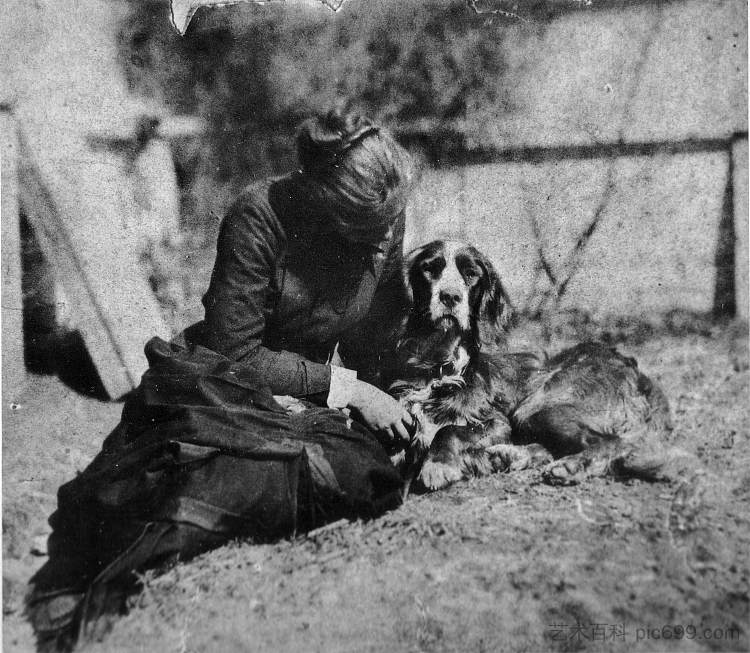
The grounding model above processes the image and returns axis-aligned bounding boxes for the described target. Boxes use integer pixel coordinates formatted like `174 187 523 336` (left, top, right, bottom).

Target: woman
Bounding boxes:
186 108 417 443
28 109 418 651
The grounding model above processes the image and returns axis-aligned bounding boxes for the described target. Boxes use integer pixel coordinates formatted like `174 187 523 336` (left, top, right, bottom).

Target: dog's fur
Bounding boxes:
387 240 677 491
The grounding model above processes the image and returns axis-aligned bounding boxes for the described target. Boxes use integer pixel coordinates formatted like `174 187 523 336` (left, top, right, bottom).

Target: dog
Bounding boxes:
385 239 677 492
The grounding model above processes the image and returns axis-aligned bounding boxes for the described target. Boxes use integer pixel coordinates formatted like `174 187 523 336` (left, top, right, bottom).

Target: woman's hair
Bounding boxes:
295 108 416 244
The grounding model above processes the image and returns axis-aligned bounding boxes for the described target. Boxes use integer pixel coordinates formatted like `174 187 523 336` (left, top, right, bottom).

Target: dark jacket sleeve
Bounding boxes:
337 210 410 388
200 188 332 398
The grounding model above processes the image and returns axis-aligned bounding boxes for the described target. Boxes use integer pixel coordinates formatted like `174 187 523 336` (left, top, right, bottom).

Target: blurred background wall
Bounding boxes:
406 0 748 322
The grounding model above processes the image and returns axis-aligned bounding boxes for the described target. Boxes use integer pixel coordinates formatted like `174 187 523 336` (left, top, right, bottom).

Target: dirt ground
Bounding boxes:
2 322 749 653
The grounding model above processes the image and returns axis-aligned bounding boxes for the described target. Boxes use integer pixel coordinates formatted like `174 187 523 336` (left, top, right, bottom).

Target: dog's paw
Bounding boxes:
524 444 555 468
615 446 698 482
461 449 493 477
419 460 463 490
487 444 553 472
486 444 521 471
542 456 587 485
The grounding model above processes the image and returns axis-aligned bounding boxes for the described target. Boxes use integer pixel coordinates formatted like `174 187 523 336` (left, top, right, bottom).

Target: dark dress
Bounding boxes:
187 174 409 394
28 176 407 650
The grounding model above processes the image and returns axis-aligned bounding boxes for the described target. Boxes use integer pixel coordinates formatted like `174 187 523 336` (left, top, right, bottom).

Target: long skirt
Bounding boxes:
27 337 403 650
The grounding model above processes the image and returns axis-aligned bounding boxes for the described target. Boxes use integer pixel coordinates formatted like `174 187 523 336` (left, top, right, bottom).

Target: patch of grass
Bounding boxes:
512 307 728 348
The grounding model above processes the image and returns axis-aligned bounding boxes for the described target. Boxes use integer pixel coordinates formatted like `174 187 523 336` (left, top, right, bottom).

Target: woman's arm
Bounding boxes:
200 188 332 399
201 191 414 444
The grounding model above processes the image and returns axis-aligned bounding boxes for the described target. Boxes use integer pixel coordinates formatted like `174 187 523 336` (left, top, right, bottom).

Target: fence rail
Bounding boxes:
405 130 749 321
401 131 749 167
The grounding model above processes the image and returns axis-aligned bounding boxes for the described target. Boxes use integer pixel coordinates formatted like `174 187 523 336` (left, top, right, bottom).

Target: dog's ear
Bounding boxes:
402 243 431 306
473 252 511 353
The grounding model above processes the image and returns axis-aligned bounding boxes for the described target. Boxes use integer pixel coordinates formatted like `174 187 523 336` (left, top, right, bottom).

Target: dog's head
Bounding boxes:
403 240 510 353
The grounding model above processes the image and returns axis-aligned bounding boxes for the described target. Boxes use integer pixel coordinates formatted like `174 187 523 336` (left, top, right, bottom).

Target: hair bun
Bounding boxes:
293 107 415 244
297 109 379 173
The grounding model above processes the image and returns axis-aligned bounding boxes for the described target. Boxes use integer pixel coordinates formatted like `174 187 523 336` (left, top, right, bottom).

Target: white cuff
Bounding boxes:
327 365 358 409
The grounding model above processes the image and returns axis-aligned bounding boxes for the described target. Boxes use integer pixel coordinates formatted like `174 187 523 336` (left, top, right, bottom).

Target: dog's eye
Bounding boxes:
420 260 438 275
463 269 479 280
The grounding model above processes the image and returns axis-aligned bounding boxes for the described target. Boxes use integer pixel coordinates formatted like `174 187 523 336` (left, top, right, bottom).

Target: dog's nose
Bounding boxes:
439 289 462 309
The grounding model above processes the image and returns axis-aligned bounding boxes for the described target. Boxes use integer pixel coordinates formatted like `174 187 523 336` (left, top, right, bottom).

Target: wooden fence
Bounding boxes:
405 131 749 322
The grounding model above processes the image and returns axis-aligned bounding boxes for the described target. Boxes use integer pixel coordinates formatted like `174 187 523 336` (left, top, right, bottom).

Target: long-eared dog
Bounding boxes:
385 240 677 492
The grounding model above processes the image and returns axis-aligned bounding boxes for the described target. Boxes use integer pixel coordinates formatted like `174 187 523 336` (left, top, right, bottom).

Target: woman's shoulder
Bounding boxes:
221 178 286 246
229 178 276 221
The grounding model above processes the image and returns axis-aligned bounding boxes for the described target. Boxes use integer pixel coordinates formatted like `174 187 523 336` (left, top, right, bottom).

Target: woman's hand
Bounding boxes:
347 380 415 446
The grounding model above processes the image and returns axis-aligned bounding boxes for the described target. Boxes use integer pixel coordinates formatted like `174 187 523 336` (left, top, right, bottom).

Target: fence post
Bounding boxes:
732 134 749 321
